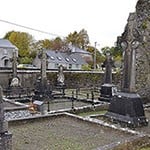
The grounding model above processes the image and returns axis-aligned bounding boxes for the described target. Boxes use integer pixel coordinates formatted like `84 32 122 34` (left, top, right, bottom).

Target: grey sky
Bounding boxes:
0 0 138 49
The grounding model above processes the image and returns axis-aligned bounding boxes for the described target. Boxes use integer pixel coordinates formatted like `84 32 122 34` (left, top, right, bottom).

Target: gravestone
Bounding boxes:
41 49 47 90
54 65 66 97
99 52 117 102
0 86 12 150
105 13 148 127
34 49 52 100
4 50 23 98
57 65 65 86
117 0 150 100
10 50 21 87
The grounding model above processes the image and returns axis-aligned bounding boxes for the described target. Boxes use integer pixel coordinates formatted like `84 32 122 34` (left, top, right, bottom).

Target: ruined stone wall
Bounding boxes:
135 0 150 98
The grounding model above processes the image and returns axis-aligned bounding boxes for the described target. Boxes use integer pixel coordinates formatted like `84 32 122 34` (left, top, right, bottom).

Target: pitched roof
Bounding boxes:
46 50 66 64
46 50 86 65
0 39 17 49
69 45 90 54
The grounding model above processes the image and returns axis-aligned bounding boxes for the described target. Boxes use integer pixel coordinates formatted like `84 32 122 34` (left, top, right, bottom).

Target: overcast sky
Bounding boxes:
0 0 138 49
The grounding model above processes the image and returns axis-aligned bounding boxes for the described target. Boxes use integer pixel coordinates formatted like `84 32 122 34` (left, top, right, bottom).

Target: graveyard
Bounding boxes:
0 44 149 149
0 0 150 149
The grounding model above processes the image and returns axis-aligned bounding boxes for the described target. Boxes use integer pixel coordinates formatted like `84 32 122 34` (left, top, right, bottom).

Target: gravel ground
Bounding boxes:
9 115 135 150
5 110 33 120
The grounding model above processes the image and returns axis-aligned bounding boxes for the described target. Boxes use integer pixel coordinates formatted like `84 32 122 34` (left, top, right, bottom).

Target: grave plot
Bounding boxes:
9 113 138 150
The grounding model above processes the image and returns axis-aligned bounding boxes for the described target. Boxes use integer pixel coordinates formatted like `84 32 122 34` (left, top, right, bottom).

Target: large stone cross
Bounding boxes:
121 13 141 92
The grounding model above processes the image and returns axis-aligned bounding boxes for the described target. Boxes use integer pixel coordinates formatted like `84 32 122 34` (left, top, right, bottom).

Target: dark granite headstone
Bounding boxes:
99 52 117 101
105 92 148 127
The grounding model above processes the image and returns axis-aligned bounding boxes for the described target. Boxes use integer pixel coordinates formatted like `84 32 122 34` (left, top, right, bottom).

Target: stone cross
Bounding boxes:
41 49 47 86
121 13 140 92
12 49 17 78
102 52 114 84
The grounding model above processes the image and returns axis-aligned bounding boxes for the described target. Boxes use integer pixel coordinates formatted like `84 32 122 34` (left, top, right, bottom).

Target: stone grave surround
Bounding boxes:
0 86 12 150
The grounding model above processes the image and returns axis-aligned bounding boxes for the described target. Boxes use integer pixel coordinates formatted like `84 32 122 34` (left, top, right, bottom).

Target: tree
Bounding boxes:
101 46 111 56
101 46 122 58
101 46 123 69
66 29 90 49
86 45 105 69
51 37 66 50
37 37 66 51
4 31 34 64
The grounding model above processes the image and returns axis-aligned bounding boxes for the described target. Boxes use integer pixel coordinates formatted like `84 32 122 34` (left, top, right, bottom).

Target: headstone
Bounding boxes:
105 13 148 127
10 49 21 87
57 65 65 86
99 52 117 101
54 65 66 97
41 49 47 87
33 49 52 100
4 50 22 98
0 86 12 150
121 13 140 93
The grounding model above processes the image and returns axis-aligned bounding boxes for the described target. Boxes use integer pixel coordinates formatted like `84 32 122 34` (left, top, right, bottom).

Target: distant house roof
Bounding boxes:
46 50 86 65
46 50 66 64
0 39 17 49
69 45 90 54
